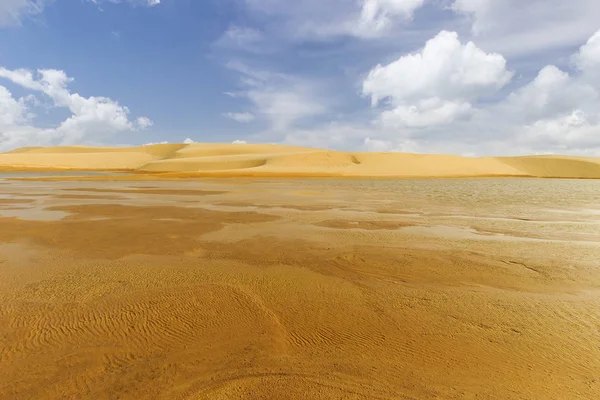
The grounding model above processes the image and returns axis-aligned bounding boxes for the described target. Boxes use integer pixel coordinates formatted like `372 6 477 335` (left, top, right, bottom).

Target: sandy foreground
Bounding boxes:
1 143 600 178
0 176 599 399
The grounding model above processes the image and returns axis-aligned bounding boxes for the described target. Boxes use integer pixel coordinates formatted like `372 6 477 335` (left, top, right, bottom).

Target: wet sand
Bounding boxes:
0 178 599 399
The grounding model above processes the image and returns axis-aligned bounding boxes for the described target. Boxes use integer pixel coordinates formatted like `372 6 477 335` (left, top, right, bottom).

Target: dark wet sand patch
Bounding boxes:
61 188 228 196
217 201 343 211
0 199 36 204
53 194 128 200
0 204 279 259
7 193 50 197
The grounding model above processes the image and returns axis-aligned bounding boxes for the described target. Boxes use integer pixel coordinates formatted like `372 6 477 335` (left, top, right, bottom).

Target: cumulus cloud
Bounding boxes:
232 140 248 144
576 30 600 68
358 0 426 35
350 0 425 36
183 138 195 144
500 40 600 153
0 66 150 151
572 30 600 84
363 31 512 128
216 13 600 157
365 28 600 156
519 110 600 150
502 66 597 123
0 86 31 125
223 112 255 123
378 99 472 128
305 27 600 157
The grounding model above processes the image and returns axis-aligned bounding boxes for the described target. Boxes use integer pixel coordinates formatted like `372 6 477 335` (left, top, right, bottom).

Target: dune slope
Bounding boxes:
497 156 600 179
1 143 599 178
0 144 187 171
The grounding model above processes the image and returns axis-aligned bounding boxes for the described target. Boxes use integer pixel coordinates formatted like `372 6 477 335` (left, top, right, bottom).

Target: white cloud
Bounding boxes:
363 30 512 128
247 89 325 130
136 116 153 129
0 86 30 126
144 140 168 145
232 140 248 144
358 0 426 36
379 99 473 128
425 29 600 155
0 66 150 151
240 0 428 40
363 137 420 152
451 0 600 56
519 110 600 149
363 137 392 152
502 65 597 123
183 138 195 144
575 30 600 70
215 26 266 52
276 28 600 156
572 30 600 84
223 112 255 123
226 62 327 131
500 51 600 153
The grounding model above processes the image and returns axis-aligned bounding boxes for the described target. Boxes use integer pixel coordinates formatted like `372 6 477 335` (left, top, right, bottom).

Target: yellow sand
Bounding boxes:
1 178 599 399
1 143 599 178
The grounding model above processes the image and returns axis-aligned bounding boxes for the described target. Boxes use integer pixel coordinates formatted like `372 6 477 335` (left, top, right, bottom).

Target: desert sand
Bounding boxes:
1 143 600 178
0 176 599 399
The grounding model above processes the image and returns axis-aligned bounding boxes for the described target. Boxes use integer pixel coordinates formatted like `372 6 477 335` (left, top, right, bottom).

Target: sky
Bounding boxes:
0 0 600 156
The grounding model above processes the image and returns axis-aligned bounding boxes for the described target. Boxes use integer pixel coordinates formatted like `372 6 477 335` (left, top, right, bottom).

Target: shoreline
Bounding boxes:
4 169 599 181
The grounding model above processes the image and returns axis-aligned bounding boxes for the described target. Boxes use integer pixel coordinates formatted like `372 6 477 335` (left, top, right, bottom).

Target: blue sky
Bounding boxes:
1 0 600 155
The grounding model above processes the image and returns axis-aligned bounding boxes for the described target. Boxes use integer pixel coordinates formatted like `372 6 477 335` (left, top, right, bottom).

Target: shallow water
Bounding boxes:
304 177 600 209
2 178 599 238
1 177 599 399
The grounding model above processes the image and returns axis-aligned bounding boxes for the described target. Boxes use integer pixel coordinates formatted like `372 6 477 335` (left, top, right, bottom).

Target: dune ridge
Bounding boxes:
1 143 599 178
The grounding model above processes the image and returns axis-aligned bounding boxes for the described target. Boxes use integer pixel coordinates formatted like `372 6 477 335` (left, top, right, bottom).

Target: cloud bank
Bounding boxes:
0 67 151 150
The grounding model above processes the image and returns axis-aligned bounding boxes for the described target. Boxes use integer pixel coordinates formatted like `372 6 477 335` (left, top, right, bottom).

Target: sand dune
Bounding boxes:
0 144 186 171
1 143 600 178
498 155 600 178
